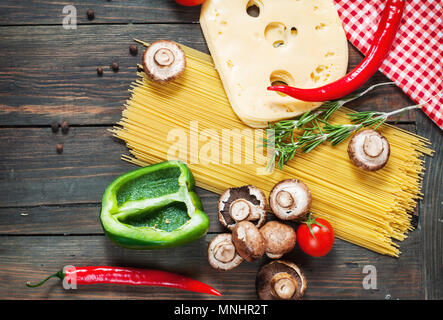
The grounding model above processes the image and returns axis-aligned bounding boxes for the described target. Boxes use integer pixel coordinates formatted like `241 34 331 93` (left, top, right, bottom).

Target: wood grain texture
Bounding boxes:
416 113 443 300
0 24 415 126
0 0 201 25
0 234 422 300
0 0 439 300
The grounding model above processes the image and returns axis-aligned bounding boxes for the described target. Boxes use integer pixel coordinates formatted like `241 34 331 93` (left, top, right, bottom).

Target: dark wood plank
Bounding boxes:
0 0 201 25
0 234 422 300
0 123 416 216
0 24 416 126
416 112 443 300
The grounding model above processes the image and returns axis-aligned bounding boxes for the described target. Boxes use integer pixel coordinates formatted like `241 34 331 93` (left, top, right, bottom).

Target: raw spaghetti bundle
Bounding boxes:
111 42 433 257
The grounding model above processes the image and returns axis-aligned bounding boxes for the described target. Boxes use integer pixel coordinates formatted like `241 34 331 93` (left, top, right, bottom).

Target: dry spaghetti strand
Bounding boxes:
111 43 433 257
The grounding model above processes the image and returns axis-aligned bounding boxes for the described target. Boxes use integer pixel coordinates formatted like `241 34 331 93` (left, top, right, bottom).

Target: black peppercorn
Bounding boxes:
97 67 103 76
61 120 69 134
129 44 138 56
51 121 59 133
56 144 63 154
87 9 95 20
111 62 119 72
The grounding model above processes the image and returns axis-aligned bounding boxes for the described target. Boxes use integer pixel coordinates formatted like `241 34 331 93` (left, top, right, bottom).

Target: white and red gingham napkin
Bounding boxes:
334 0 442 129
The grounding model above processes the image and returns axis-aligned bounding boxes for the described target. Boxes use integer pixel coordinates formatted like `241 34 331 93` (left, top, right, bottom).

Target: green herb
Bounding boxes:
265 83 428 170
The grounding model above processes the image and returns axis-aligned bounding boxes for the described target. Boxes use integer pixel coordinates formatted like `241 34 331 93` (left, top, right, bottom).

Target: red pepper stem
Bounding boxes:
26 270 64 288
268 0 405 102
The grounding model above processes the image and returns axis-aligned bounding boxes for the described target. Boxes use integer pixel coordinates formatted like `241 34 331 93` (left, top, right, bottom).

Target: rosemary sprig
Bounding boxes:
269 82 393 139
266 97 428 170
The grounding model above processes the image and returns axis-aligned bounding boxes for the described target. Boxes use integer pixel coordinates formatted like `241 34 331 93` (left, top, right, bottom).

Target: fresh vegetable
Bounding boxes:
265 84 424 170
259 221 296 259
256 260 307 300
296 214 334 257
218 185 267 231
26 266 221 296
174 0 206 6
269 179 311 220
231 221 265 262
348 129 390 171
143 40 186 83
100 160 209 249
267 0 406 102
208 233 243 271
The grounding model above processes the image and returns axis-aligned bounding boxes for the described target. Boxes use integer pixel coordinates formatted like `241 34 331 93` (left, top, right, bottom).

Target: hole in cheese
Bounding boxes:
246 0 262 18
315 23 327 31
270 70 294 97
273 40 285 48
265 22 288 48
291 27 298 36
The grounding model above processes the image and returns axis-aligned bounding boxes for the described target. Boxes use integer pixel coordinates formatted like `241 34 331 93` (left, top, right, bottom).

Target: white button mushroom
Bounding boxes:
269 180 312 220
347 129 391 171
208 233 243 271
142 40 186 83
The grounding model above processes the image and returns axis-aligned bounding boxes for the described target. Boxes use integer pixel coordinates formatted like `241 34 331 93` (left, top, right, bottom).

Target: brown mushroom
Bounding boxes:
218 185 267 231
231 221 265 262
260 221 296 259
208 233 243 271
347 129 390 171
142 40 186 83
256 260 307 300
269 180 311 220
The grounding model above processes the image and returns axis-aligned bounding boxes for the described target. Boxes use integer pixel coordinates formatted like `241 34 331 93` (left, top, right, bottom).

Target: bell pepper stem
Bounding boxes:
26 270 64 288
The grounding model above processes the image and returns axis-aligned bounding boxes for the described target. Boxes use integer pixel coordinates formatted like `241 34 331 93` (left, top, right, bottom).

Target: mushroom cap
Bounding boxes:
218 185 267 231
260 221 296 259
231 221 265 262
143 40 186 83
269 180 312 220
208 233 243 271
347 129 390 171
256 260 307 300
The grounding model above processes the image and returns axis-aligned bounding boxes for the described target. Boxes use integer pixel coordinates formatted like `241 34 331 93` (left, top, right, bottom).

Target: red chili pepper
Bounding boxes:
267 0 406 102
26 266 222 296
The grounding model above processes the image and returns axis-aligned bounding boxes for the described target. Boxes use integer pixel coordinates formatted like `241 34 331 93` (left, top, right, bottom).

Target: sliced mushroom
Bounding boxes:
218 185 267 231
208 234 243 271
260 221 296 259
143 40 186 83
231 221 265 262
269 180 311 220
347 129 390 171
256 260 307 300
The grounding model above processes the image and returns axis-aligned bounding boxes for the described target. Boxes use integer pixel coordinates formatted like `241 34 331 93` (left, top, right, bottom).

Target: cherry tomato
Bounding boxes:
174 0 206 6
296 215 334 257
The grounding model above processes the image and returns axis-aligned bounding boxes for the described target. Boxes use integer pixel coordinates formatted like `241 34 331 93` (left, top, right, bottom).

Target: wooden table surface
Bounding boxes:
0 1 441 300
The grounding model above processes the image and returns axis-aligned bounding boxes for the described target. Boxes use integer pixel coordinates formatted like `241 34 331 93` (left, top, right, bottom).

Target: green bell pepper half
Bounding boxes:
100 160 209 249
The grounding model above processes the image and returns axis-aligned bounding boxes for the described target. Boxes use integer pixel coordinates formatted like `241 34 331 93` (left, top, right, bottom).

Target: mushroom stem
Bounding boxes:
363 134 384 157
270 272 297 299
276 190 294 208
213 241 236 263
229 199 251 221
154 48 175 67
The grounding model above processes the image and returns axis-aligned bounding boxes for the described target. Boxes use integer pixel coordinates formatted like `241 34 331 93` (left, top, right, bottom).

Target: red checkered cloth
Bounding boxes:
334 0 443 129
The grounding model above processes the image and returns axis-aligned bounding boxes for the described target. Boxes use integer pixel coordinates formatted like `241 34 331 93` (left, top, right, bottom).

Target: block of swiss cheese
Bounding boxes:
200 0 349 128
